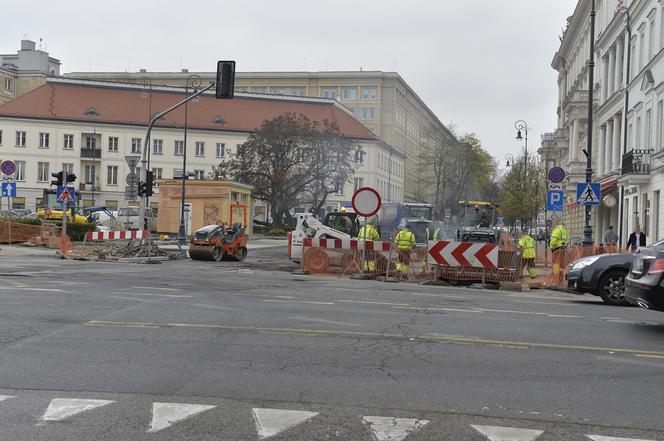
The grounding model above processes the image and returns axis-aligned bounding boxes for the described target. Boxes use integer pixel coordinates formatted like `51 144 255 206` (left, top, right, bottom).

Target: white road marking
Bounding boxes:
252 408 318 439
472 425 544 441
289 316 360 327
362 416 429 441
339 299 412 307
587 436 655 441
0 395 14 402
133 286 182 291
110 296 152 302
130 292 193 298
148 402 216 433
40 398 114 422
0 287 63 292
192 303 239 311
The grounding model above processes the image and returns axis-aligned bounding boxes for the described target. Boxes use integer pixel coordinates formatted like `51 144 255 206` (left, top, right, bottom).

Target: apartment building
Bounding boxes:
0 40 61 105
65 70 453 204
0 78 404 223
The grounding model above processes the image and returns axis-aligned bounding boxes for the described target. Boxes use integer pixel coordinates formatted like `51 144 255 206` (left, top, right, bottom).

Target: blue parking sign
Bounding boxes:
547 190 564 211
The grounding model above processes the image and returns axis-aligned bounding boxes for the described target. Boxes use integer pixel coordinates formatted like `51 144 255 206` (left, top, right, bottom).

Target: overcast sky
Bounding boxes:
3 0 579 167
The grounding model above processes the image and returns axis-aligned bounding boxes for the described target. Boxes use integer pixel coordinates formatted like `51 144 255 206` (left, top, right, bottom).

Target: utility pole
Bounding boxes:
583 0 596 246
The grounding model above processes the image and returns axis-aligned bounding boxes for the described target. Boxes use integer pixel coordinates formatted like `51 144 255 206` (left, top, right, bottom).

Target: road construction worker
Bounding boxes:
517 230 537 279
550 222 569 280
358 217 380 271
395 223 417 277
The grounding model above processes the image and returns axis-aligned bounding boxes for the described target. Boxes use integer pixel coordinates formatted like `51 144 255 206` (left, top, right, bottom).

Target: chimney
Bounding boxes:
21 39 36 51
181 68 189 73
139 68 147 73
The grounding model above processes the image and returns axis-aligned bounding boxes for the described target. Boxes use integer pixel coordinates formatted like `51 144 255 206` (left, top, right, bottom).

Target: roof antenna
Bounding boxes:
39 37 43 50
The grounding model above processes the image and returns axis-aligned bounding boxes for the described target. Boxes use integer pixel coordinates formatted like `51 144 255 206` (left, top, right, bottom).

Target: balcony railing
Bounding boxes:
80 148 101 159
621 149 653 175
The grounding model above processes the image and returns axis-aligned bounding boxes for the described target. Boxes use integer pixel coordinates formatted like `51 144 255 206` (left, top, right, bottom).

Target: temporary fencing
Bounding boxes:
85 230 148 241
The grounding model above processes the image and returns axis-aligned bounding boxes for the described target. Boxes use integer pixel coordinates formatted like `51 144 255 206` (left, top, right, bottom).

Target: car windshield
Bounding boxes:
118 208 139 216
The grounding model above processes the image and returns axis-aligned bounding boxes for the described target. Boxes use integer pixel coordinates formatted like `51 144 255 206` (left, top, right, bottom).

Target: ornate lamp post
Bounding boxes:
515 120 529 231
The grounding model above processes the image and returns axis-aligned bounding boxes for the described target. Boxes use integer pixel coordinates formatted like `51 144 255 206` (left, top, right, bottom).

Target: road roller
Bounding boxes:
189 223 248 262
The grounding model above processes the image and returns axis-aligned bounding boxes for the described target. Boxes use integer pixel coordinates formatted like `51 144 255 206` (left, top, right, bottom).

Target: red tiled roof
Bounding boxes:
0 81 376 139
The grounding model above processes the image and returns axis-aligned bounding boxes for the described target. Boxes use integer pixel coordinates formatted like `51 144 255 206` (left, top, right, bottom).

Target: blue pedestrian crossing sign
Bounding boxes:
1 181 16 198
546 190 564 211
577 183 601 206
56 186 76 205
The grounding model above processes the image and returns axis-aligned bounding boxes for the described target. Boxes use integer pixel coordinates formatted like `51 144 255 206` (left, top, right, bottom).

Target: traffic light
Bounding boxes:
65 173 77 183
138 181 147 197
51 171 64 186
137 171 154 197
215 60 235 99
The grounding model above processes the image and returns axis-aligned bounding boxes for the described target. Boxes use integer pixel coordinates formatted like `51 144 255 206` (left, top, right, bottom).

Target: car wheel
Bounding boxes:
598 270 629 306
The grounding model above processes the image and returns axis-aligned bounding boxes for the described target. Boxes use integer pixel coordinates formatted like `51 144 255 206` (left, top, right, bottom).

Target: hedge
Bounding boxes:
60 222 97 241
11 217 42 226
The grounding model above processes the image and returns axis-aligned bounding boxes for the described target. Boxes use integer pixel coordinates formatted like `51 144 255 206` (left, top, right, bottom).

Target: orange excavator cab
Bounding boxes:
189 224 248 262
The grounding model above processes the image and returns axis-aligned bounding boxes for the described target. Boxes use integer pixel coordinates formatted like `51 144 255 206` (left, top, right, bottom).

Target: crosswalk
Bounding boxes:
0 394 659 440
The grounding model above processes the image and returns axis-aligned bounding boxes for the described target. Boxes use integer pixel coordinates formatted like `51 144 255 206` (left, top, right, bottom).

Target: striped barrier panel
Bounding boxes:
303 237 392 251
85 230 148 241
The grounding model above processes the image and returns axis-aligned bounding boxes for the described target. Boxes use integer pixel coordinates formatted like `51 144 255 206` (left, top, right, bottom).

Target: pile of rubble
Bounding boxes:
84 240 182 261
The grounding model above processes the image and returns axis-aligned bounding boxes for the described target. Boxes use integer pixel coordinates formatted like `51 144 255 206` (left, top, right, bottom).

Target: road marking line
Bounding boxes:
472 424 543 440
289 316 360 327
514 300 576 306
85 320 664 357
130 293 193 298
263 300 335 305
362 416 429 441
586 436 655 441
339 300 412 307
39 398 114 423
252 408 318 439
0 395 14 402
192 303 238 311
148 403 216 433
635 354 664 360
110 296 152 302
133 286 182 291
410 293 469 300
393 306 483 313
0 287 63 292
547 314 583 318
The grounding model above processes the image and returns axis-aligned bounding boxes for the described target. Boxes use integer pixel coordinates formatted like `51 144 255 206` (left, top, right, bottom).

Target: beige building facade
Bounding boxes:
65 70 453 204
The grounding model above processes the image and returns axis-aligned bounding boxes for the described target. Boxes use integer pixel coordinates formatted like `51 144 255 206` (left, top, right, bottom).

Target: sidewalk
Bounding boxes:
0 244 60 258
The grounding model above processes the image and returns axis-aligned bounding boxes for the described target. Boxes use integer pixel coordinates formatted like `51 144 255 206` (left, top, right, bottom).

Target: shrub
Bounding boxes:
65 223 97 242
11 217 42 226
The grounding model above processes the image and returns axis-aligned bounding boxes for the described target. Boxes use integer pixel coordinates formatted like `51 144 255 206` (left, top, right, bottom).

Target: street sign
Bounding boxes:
124 155 141 171
548 166 566 183
547 210 563 221
428 241 499 269
547 183 563 191
1 181 16 198
126 172 139 186
0 160 16 176
577 183 601 206
56 186 76 205
124 186 138 200
351 187 381 218
546 190 564 211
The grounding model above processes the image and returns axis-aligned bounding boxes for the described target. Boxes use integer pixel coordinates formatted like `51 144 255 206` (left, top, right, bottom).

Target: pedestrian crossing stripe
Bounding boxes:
252 408 319 439
362 416 429 441
148 402 216 433
472 424 544 441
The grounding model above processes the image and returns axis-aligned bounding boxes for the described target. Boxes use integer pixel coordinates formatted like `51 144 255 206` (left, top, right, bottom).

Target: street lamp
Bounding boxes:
582 0 597 246
177 74 202 247
505 153 515 168
515 120 529 230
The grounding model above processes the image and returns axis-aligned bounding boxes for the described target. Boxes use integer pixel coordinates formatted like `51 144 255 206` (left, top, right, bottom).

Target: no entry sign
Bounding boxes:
352 187 381 218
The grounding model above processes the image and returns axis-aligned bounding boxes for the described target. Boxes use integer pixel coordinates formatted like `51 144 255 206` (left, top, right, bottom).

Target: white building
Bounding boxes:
0 78 404 221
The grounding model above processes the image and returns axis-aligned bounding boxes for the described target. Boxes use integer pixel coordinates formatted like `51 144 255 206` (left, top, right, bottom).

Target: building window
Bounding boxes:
658 100 664 152
174 140 184 156
12 197 25 210
0 129 2 145
37 162 49 182
362 108 376 120
649 16 656 59
4 78 12 92
107 165 118 185
16 131 26 147
291 88 305 96
194 170 205 180
636 116 642 148
105 200 119 211
216 143 225 158
271 88 284 95
195 142 205 157
63 163 74 175
15 160 25 181
108 137 119 152
354 177 364 192
153 167 163 180
236 143 245 157
84 165 96 184
131 138 141 154
85 135 96 149
64 134 74 149
335 178 344 195
322 88 337 99
646 109 652 149
361 87 377 100
342 87 357 100
153 139 163 155
355 149 365 164
39 133 49 148
252 86 267 94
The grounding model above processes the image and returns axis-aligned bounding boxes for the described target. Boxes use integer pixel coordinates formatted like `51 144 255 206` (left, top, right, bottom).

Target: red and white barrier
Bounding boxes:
85 230 148 241
303 237 392 251
428 240 499 269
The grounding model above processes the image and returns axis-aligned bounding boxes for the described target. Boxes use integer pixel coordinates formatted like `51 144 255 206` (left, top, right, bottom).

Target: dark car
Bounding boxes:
625 240 664 311
567 253 633 305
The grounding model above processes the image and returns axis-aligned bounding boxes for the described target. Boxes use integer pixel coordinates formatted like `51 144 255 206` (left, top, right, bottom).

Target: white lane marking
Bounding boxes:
263 299 335 305
472 425 544 441
110 296 152 302
362 416 429 441
0 395 15 402
130 293 193 298
252 408 318 439
40 398 114 422
0 287 63 292
587 436 655 441
148 402 216 433
339 299 412 307
133 286 182 291
289 316 360 327
192 303 239 311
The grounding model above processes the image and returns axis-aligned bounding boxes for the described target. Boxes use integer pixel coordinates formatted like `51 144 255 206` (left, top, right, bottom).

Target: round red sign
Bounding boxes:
351 187 382 217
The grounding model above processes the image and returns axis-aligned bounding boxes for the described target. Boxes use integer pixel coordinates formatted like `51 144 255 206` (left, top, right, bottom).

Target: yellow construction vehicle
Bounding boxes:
36 188 89 224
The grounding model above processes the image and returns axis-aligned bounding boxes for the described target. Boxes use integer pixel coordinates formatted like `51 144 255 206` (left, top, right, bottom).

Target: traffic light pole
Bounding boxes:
61 163 67 242
138 82 215 258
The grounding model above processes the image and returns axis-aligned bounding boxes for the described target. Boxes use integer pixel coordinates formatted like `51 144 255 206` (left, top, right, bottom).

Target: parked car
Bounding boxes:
625 239 664 312
567 253 633 305
117 206 157 232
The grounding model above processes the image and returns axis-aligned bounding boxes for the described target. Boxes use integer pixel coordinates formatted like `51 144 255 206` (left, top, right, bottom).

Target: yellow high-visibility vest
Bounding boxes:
395 229 416 249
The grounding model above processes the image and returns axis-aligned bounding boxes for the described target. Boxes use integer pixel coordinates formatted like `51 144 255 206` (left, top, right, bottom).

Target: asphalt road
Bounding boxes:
0 243 663 440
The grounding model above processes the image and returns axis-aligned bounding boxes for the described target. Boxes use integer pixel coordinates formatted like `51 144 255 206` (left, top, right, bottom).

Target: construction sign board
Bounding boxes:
428 240 499 269
56 186 76 205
